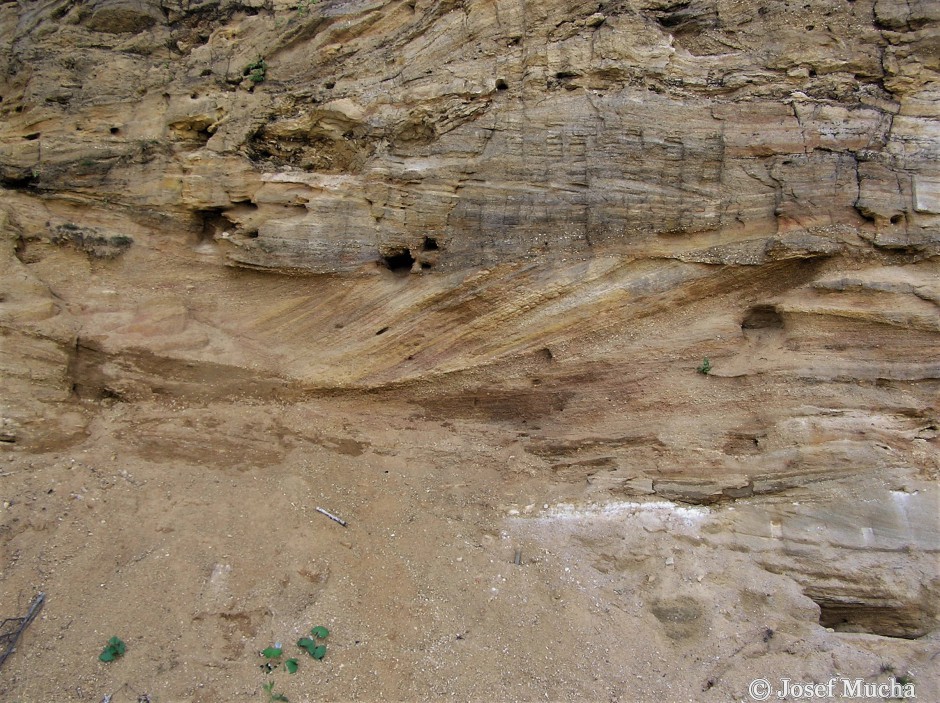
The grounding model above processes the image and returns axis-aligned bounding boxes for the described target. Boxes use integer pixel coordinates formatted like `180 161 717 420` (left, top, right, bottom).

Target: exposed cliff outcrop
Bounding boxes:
0 1 937 701
2 0 938 274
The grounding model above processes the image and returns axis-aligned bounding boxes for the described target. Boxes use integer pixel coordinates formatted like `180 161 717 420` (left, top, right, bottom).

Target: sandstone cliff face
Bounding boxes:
0 1 938 701
2 0 938 275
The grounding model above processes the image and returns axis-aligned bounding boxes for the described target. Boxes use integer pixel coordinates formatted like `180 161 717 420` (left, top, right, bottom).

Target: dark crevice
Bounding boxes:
195 208 229 244
1 172 39 190
807 591 934 639
382 248 415 274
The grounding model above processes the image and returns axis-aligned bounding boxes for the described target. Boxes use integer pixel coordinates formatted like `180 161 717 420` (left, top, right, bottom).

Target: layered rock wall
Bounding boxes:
0 5 938 690
1 0 937 275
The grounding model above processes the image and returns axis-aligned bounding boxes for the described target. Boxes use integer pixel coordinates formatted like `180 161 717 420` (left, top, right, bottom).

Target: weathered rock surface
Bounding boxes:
0 0 938 700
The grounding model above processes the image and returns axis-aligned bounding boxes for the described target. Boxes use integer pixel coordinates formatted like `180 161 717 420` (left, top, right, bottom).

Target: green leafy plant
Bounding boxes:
297 625 329 660
294 0 316 15
262 646 283 659
262 681 288 702
99 636 126 662
245 57 267 84
296 638 325 659
284 658 298 674
260 643 285 673
696 357 711 375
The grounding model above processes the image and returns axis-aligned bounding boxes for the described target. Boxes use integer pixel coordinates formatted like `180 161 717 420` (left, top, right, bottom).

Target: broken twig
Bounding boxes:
315 506 348 527
0 592 45 669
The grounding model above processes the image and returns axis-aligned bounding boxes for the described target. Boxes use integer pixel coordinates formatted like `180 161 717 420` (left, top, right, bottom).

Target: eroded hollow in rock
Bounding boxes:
742 304 784 330
382 248 415 274
0 172 38 190
809 594 933 639
195 208 229 245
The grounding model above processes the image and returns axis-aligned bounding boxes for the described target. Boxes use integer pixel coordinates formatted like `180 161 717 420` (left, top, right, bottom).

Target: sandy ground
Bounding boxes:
1 390 937 703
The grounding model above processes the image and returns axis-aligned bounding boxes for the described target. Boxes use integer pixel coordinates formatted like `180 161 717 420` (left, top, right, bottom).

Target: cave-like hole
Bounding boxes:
109 127 120 135
742 304 784 330
658 15 683 27
495 78 508 90
890 214 903 225
382 248 415 274
1 172 38 191
422 236 439 251
24 132 40 140
325 81 336 89
195 208 228 244
809 594 930 639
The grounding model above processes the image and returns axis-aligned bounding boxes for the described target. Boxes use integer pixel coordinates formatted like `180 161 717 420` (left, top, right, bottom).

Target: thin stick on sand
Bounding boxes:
0 591 45 669
315 506 348 527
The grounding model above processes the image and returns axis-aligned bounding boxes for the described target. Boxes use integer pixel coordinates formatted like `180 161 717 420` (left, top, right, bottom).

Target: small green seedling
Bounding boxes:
297 625 329 659
261 646 283 659
294 0 316 15
245 57 267 84
697 357 711 375
296 638 325 659
99 636 126 662
262 681 288 702
285 658 298 674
